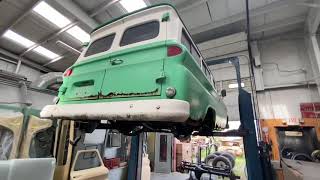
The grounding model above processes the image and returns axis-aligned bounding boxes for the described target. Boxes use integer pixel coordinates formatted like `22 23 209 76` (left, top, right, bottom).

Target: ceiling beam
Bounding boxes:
89 0 121 18
51 0 98 29
0 0 41 36
176 0 208 13
252 15 306 34
306 0 320 34
0 48 51 72
189 0 309 36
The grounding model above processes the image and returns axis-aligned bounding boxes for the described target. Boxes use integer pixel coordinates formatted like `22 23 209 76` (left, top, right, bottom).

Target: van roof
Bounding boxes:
91 3 177 34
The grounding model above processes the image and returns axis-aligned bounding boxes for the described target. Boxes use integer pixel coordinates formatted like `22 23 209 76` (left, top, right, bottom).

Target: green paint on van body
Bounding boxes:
57 4 227 129
58 39 227 125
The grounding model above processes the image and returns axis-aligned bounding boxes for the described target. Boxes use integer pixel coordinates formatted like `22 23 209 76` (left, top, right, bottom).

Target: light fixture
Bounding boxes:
66 26 90 43
3 30 35 47
119 0 147 12
33 1 90 43
33 1 71 28
228 83 245 89
2 30 60 59
33 46 60 59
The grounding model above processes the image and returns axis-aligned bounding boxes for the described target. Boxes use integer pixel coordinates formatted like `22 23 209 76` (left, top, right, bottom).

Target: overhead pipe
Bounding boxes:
31 72 63 90
56 41 81 55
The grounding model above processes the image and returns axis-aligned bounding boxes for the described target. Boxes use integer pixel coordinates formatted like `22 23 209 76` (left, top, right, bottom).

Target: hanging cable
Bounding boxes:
245 0 262 140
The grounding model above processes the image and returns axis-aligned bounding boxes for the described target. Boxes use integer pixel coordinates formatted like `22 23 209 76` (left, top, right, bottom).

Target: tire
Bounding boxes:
213 152 221 156
292 153 313 162
212 156 232 169
220 152 235 168
175 124 193 142
200 173 217 180
204 154 218 166
189 171 198 180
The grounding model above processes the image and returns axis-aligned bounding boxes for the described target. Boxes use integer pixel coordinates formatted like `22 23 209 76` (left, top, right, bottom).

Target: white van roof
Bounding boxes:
91 4 178 37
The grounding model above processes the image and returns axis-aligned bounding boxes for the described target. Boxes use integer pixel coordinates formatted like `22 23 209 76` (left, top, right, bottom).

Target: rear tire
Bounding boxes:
199 109 215 134
211 156 232 169
204 154 218 166
221 152 235 168
174 124 193 142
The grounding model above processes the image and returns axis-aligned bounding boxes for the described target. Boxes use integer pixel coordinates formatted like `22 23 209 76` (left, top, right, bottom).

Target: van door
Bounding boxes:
62 33 116 101
70 149 108 180
100 19 167 99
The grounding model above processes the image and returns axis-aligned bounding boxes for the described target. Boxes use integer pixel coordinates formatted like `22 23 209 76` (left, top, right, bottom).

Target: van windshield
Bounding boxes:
120 21 160 46
84 33 115 57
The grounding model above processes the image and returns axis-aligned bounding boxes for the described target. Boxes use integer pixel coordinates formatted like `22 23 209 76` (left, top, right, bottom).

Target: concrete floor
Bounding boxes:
151 172 189 180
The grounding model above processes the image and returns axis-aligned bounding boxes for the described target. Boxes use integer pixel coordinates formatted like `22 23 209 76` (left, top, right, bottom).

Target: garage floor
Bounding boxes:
151 172 189 180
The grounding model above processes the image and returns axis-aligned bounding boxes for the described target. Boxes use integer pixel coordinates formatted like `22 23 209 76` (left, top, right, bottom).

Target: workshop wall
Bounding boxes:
0 60 43 82
256 31 319 119
0 84 55 111
201 30 320 120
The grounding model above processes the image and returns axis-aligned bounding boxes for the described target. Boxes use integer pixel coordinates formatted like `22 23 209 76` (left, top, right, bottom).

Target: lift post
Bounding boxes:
116 56 268 180
206 56 264 180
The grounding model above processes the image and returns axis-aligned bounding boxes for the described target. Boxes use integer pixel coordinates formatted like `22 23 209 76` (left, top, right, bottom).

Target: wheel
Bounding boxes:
199 109 215 134
220 152 235 168
292 153 313 162
204 154 218 166
200 173 217 180
211 156 232 169
213 152 221 156
189 171 198 180
174 124 193 142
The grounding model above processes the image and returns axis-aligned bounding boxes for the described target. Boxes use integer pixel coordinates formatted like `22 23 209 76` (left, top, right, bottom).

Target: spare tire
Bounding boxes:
221 152 235 168
212 156 232 169
204 154 218 166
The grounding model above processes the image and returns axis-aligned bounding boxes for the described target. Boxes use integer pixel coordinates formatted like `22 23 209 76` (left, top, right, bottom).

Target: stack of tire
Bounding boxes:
204 151 235 169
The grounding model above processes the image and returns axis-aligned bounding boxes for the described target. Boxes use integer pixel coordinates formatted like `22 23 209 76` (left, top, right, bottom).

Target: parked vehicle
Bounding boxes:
41 4 228 138
0 112 108 180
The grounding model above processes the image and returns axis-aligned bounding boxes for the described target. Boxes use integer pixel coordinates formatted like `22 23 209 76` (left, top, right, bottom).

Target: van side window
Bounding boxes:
202 61 211 81
181 29 201 65
120 21 160 46
85 34 115 57
191 45 201 65
181 30 191 51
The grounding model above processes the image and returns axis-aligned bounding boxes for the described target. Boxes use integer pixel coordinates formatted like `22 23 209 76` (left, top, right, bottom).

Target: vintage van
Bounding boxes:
41 4 228 137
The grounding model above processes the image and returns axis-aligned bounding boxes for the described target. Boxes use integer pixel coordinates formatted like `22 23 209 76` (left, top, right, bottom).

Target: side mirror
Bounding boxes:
221 89 226 97
82 42 89 47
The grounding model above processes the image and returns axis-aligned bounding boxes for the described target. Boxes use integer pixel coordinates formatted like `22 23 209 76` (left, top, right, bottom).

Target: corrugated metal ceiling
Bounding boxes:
0 0 311 72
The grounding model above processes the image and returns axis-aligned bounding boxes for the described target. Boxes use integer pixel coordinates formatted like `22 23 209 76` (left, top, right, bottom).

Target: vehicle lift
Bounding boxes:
125 56 273 180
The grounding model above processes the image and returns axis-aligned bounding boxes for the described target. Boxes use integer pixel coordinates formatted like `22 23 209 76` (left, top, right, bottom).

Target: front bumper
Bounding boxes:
40 99 190 122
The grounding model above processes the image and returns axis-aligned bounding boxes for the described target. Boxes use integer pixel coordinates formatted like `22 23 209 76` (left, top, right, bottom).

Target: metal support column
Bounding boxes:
207 56 265 180
127 133 145 180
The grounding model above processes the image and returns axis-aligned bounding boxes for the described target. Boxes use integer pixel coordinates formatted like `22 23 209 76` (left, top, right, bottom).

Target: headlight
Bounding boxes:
166 87 176 98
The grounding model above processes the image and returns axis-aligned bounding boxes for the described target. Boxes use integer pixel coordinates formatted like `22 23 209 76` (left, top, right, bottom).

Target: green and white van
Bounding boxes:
41 4 228 137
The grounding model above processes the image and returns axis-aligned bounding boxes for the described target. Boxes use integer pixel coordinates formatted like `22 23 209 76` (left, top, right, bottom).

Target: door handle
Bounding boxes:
110 59 123 65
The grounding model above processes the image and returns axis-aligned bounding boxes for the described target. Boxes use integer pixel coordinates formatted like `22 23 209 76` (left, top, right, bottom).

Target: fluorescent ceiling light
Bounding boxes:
120 0 147 12
66 26 90 43
2 30 60 59
34 46 60 59
33 1 71 28
228 83 245 89
3 30 35 47
33 2 90 43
